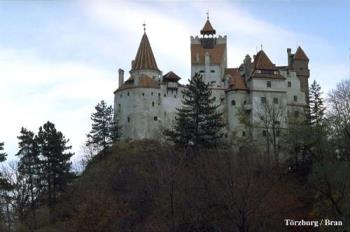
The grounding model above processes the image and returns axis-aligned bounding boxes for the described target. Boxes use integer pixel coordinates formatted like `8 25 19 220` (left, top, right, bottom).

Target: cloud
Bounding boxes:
0 47 115 161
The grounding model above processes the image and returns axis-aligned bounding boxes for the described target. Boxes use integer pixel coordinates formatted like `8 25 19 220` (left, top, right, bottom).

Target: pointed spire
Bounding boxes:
200 13 216 35
253 50 276 70
132 32 159 71
294 46 309 61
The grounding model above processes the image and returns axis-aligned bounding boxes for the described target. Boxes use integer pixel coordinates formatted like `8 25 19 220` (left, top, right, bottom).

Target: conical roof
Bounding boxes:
200 19 216 35
253 50 276 70
132 33 159 71
294 46 309 61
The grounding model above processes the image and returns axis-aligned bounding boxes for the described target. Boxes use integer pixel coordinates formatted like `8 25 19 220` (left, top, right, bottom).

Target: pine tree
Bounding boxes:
16 128 41 229
87 100 120 152
165 73 224 150
0 142 6 162
309 80 325 126
36 121 73 215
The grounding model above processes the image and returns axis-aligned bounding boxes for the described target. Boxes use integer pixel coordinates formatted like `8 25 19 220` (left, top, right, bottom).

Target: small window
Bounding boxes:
127 92 130 96
210 70 215 73
164 94 166 97
231 100 236 106
262 130 267 137
154 116 158 121
243 100 247 105
142 93 145 96
294 111 299 118
220 98 224 103
151 92 153 96
299 67 303 71
118 104 121 108
127 117 130 123
199 70 205 73
273 97 278 104
152 102 155 107
242 131 246 137
267 81 271 88
174 95 177 98
294 95 298 102
288 81 292 87
158 93 161 97
261 97 266 104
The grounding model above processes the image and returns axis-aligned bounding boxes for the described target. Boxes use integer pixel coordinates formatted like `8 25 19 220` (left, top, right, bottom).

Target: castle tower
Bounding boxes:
190 15 227 87
130 28 162 84
288 46 310 103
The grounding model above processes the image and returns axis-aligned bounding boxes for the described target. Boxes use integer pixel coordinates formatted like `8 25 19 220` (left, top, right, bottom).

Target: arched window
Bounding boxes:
231 100 236 106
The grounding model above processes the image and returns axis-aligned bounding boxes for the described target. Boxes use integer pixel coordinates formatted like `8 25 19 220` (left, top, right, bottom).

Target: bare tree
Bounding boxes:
256 97 286 162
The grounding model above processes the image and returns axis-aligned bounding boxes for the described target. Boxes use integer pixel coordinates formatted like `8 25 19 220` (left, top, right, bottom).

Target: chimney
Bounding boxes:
244 54 252 78
118 68 124 87
287 48 292 68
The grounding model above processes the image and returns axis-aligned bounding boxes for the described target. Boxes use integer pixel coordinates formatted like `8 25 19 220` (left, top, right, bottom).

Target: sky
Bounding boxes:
0 0 349 162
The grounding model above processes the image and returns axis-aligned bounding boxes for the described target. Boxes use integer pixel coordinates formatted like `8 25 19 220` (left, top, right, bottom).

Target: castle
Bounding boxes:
113 17 309 145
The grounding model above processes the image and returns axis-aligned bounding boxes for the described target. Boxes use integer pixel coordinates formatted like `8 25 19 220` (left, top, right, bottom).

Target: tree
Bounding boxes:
15 128 41 229
256 96 286 162
328 79 350 160
86 100 120 153
0 142 6 163
309 80 325 126
165 73 224 150
36 121 73 219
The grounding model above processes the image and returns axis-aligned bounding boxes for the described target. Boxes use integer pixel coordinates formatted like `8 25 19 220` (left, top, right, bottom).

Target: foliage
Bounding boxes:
165 73 224 150
87 100 121 153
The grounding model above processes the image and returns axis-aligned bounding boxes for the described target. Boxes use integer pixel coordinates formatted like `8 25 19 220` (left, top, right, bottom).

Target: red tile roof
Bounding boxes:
253 50 276 70
225 68 247 90
132 33 159 71
163 71 181 82
116 74 160 92
191 44 226 65
201 20 216 35
294 46 309 61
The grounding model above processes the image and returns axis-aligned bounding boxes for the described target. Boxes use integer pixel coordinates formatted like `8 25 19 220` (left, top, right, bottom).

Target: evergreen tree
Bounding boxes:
16 128 41 229
86 100 120 152
0 142 6 163
36 121 73 214
308 80 325 126
165 73 224 150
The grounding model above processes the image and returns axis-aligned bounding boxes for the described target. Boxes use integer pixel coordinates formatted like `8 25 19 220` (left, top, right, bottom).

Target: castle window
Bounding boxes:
210 70 215 73
267 81 271 88
200 70 205 73
231 100 236 106
242 131 246 137
151 92 153 96
158 93 161 97
299 67 303 71
221 98 224 103
294 111 299 118
152 102 155 107
243 100 247 105
288 81 292 87
142 93 145 96
154 116 158 121
261 97 266 104
118 104 121 108
127 92 130 96
174 95 177 98
164 94 166 97
262 130 267 137
127 117 130 123
294 95 298 102
273 97 278 104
